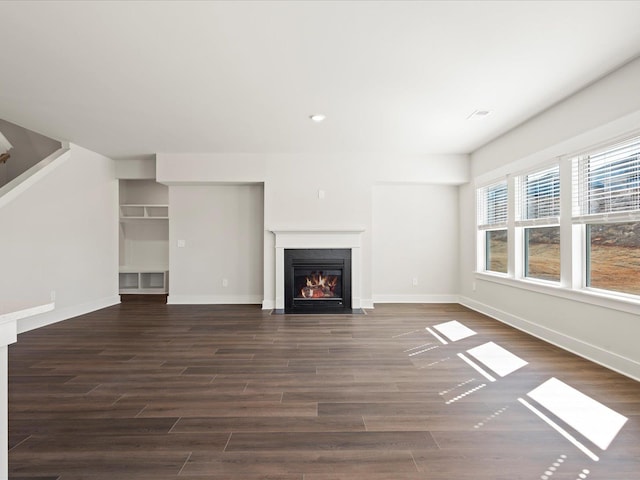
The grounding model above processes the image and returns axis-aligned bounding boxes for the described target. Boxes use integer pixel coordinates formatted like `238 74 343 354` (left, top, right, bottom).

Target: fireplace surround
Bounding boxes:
270 228 364 313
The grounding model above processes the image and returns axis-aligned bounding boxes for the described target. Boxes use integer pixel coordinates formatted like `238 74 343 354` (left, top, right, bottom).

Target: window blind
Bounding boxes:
516 165 560 226
573 136 640 221
477 181 507 229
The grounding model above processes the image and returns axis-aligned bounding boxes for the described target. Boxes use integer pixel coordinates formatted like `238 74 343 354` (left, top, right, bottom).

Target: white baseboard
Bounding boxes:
373 294 459 304
262 299 275 310
459 296 640 382
17 295 120 334
167 294 263 305
359 298 375 309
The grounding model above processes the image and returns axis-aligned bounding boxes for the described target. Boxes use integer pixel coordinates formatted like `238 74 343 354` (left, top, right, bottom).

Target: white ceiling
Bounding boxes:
1 0 640 160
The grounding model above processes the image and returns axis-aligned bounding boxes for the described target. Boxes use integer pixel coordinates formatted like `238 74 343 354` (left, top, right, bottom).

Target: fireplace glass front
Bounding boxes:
284 248 352 313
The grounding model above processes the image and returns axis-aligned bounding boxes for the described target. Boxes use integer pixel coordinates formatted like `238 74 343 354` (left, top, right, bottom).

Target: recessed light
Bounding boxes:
309 114 326 123
467 110 492 120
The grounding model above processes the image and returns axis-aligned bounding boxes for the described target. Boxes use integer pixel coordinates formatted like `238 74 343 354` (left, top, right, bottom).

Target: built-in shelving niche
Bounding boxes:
118 179 169 294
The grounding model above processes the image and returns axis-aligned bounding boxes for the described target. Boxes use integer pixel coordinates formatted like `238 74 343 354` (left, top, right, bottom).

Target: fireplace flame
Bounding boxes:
301 272 338 298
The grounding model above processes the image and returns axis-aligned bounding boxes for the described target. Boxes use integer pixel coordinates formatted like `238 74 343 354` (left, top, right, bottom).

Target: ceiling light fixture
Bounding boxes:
467 110 492 120
309 114 326 123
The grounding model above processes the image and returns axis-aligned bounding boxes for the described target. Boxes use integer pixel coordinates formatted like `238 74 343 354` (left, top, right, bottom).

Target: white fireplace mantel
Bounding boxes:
270 227 364 310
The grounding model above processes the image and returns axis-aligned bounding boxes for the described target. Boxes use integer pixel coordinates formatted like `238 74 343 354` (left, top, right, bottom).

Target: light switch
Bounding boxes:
318 189 325 199
177 239 186 248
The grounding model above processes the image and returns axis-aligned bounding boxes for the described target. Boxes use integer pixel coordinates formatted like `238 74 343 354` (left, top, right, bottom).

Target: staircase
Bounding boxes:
0 118 62 189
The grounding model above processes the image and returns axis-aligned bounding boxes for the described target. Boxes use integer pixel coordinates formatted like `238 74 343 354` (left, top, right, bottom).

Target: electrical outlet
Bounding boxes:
412 277 418 286
50 290 56 301
222 278 229 288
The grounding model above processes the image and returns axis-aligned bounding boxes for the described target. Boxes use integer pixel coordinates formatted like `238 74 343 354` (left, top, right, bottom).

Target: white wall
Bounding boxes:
460 57 640 380
120 221 169 270
471 58 640 180
157 152 469 308
0 143 119 333
115 157 156 179
168 184 264 304
373 184 459 302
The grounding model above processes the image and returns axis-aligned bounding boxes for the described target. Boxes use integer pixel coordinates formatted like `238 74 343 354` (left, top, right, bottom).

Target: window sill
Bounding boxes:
474 271 640 316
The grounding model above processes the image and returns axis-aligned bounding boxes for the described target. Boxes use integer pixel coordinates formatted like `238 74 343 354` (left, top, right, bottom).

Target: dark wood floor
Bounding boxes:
8 303 640 479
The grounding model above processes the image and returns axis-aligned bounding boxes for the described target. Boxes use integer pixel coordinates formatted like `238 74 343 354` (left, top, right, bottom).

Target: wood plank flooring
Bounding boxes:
8 303 640 479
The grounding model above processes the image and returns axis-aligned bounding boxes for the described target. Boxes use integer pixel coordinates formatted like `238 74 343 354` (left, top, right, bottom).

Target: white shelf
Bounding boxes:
120 204 168 220
119 270 168 294
119 180 169 296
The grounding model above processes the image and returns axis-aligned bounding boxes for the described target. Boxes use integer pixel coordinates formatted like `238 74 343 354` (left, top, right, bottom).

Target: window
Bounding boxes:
517 165 560 282
573 136 640 296
524 226 560 281
478 181 508 274
475 132 640 306
486 229 508 273
587 222 640 295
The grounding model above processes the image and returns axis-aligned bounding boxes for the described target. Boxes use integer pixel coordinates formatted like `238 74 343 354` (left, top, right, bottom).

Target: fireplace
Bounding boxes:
270 228 364 312
284 248 352 314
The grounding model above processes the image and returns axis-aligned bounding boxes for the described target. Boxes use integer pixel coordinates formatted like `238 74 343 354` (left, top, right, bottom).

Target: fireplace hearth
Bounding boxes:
284 248 352 314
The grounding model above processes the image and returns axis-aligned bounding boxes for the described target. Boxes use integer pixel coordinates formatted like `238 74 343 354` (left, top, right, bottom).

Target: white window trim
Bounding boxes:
477 178 509 274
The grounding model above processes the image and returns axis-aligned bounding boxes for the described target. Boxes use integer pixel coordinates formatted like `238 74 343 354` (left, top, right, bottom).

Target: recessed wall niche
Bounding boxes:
118 179 169 294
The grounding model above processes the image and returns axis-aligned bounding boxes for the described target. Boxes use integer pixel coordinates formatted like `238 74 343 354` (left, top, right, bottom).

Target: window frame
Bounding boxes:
473 130 640 314
477 180 509 275
516 163 561 283
572 136 640 297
